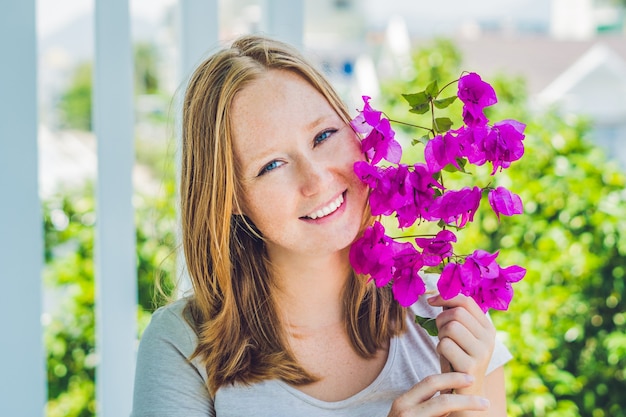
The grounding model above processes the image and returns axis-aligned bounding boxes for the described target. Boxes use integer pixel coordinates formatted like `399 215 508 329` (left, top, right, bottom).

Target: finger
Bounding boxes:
436 310 495 362
417 393 491 416
436 306 484 343
428 294 490 327
437 336 475 374
430 295 495 343
437 322 494 375
396 372 475 407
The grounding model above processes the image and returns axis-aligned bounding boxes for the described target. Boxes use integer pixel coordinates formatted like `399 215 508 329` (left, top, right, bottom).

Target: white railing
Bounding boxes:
93 1 137 415
0 2 45 416
0 1 303 416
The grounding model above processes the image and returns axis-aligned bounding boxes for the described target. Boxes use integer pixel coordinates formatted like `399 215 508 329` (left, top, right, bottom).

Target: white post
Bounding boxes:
176 0 220 297
179 0 219 80
93 1 137 416
264 0 304 48
0 1 46 416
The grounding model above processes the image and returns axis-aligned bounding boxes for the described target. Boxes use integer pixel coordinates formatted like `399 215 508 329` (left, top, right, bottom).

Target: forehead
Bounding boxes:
231 69 328 127
230 69 337 157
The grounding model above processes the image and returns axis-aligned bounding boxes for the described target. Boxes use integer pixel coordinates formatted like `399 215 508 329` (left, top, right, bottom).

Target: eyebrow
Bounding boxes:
305 112 337 132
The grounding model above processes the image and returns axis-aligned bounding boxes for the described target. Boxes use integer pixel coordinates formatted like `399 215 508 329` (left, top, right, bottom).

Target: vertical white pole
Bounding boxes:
0 1 46 416
176 0 219 297
93 1 137 416
179 0 219 80
264 0 304 48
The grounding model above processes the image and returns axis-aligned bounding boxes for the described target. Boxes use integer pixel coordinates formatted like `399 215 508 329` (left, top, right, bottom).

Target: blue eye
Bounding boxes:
314 129 337 146
259 160 283 176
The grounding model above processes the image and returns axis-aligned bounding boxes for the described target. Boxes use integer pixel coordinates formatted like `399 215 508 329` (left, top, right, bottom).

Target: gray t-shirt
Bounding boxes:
131 297 512 417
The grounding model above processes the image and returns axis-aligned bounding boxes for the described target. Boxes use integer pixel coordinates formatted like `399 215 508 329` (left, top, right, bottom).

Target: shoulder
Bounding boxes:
140 298 198 356
132 298 214 417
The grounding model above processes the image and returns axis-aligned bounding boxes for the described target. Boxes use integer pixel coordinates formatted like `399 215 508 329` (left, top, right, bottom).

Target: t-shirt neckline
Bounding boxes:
275 335 399 409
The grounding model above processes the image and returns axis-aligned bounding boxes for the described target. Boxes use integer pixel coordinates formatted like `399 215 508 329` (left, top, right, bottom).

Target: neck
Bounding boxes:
269 247 352 330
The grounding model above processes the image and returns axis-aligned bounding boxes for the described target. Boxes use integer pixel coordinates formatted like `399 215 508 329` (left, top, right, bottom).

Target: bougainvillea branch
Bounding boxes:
349 72 526 315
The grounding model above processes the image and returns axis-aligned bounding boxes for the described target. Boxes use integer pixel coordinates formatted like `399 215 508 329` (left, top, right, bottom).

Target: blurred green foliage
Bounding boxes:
381 39 626 416
58 62 93 131
57 42 163 131
43 173 177 417
43 175 177 417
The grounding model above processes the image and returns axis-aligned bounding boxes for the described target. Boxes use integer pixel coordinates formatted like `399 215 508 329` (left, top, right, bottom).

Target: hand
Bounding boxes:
427 294 497 399
387 372 490 417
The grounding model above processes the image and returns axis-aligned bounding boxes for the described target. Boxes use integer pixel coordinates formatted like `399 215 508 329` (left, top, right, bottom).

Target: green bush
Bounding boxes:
43 178 177 417
380 39 626 416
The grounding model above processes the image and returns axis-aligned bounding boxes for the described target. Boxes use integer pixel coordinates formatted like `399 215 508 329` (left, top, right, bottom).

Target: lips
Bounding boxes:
303 193 345 220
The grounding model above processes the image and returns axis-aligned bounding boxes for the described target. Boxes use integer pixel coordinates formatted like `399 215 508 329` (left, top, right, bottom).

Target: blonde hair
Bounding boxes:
180 35 405 395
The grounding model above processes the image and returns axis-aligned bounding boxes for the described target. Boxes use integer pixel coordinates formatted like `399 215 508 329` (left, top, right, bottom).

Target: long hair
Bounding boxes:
180 35 406 395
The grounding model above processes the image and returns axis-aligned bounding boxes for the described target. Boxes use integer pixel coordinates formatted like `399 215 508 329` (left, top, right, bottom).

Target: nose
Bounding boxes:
297 158 330 197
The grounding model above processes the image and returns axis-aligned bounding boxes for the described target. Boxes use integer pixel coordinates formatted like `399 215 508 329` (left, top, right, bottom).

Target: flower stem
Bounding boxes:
386 116 433 135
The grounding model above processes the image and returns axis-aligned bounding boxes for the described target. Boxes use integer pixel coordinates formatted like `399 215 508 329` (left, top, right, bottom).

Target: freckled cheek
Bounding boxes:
239 184 290 228
342 142 367 181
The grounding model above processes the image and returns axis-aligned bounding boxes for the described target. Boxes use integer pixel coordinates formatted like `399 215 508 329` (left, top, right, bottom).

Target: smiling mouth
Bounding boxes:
302 193 345 220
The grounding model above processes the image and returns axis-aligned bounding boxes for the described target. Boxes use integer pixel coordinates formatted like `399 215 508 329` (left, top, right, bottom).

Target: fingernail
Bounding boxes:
480 398 490 408
464 374 475 383
427 295 438 303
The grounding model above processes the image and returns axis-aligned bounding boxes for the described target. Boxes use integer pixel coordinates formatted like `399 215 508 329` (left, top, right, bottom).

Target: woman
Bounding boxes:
131 35 511 417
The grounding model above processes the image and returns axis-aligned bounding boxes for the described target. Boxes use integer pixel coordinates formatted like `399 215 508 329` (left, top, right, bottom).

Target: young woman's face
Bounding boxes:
231 70 368 261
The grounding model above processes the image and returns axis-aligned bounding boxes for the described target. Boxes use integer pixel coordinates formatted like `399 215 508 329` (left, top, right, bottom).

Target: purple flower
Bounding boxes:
390 241 426 307
468 261 526 312
483 120 526 174
350 96 378 136
359 163 440 228
395 163 441 228
456 125 489 166
424 131 463 173
354 160 384 189
349 221 395 286
488 186 523 221
415 230 457 267
437 250 526 312
428 186 482 228
367 165 412 217
349 223 428 307
352 96 402 165
462 249 500 283
457 73 497 127
438 262 466 300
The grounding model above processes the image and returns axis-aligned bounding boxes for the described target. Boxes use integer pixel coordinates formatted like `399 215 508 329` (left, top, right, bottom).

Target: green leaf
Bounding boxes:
409 104 431 115
415 314 439 336
403 92 430 114
433 117 453 133
442 157 469 173
424 266 443 274
425 80 439 98
411 134 431 146
433 96 457 109
402 91 428 107
443 163 461 173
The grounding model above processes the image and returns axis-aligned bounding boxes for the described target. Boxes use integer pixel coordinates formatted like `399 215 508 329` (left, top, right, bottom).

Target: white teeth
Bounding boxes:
306 194 344 220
